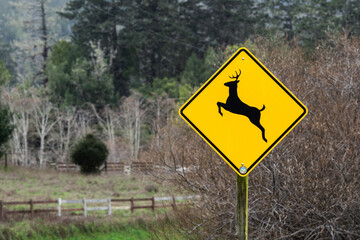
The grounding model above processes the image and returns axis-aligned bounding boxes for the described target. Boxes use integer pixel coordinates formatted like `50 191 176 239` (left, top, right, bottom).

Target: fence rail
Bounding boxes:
0 195 200 220
56 162 155 175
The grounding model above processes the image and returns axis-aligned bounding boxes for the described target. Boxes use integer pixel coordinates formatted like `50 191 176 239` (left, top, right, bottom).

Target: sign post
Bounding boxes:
179 47 307 237
237 175 248 239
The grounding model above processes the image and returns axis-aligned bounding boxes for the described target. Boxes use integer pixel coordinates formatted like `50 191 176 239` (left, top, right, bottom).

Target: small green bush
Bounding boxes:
71 134 108 174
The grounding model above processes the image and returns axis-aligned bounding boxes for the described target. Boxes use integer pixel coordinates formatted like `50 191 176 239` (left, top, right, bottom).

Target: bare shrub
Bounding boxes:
145 185 159 193
148 35 360 239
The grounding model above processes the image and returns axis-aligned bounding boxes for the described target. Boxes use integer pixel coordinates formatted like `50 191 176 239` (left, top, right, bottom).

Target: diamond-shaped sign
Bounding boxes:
179 48 307 176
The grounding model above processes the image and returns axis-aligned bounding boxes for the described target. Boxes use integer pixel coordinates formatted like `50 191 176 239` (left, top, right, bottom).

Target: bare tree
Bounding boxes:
33 96 58 167
1 88 34 166
147 94 175 148
91 104 120 162
55 107 77 164
120 91 146 161
75 108 93 140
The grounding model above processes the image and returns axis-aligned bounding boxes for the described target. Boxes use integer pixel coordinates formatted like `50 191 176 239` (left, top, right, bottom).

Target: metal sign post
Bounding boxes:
237 175 248 239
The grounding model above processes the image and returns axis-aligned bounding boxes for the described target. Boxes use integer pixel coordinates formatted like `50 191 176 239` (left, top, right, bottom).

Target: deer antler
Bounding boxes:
229 69 241 80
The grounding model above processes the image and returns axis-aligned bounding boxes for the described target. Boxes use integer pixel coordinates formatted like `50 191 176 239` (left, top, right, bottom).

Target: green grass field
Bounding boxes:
42 226 151 240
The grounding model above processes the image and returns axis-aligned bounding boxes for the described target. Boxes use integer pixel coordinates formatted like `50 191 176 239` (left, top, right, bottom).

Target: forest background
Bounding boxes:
0 0 360 239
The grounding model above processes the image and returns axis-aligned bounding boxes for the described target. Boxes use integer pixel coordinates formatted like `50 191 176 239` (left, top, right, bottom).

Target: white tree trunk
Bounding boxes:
134 100 141 160
33 98 57 167
91 105 119 162
2 88 34 166
120 92 146 162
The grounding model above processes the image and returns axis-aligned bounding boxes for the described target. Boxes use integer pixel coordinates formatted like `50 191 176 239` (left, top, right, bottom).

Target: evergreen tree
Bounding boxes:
180 52 215 88
60 0 131 96
71 134 108 174
47 40 115 107
201 0 261 46
267 0 303 40
0 103 14 159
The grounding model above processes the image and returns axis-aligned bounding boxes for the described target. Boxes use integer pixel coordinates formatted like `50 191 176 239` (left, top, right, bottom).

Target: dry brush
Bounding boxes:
148 35 360 239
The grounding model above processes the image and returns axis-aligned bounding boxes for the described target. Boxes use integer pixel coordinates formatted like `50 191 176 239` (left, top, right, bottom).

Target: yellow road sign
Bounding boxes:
179 48 307 176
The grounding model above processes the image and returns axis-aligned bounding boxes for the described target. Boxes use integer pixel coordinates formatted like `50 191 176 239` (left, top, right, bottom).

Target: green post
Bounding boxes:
237 175 248 239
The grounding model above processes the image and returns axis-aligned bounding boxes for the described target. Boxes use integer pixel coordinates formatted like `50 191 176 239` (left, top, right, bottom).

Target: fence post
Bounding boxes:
172 196 176 210
151 197 155 212
30 199 34 217
130 197 134 213
4 153 7 170
107 198 111 216
58 198 61 217
83 198 87 217
0 200 3 220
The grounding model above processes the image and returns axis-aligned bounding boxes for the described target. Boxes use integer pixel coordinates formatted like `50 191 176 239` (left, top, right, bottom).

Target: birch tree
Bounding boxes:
91 104 120 162
55 107 77 163
148 95 174 148
1 88 33 166
33 97 58 167
75 109 92 140
120 92 146 161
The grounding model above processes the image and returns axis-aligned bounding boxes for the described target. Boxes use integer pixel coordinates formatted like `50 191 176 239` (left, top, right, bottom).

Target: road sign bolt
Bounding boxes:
242 58 244 60
239 164 247 175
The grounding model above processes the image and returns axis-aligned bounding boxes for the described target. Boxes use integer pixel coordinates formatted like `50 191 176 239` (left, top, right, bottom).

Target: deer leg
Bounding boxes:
260 125 267 143
250 118 267 143
217 102 225 116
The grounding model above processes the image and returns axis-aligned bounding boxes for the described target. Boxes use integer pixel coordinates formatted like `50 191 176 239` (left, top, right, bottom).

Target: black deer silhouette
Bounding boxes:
217 70 267 142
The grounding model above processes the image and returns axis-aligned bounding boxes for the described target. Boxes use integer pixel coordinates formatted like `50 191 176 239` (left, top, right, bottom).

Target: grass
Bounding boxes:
0 165 187 240
0 166 172 202
0 217 153 240
0 215 186 240
42 226 151 240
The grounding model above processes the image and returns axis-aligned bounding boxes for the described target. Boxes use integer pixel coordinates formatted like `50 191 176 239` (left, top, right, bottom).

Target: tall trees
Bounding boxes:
0 0 17 76
267 0 303 40
11 0 53 86
59 0 268 95
60 0 131 96
201 0 259 46
47 40 115 107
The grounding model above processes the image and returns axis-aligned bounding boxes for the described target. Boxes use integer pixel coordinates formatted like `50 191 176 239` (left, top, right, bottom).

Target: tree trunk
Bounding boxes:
39 134 45 167
40 0 48 86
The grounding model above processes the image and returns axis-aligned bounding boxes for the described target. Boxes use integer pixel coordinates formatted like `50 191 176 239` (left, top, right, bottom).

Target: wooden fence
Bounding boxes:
56 162 154 174
57 163 78 171
0 195 200 220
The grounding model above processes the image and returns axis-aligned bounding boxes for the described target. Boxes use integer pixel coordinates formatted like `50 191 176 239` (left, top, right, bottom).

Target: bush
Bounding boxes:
0 102 13 158
71 134 108 174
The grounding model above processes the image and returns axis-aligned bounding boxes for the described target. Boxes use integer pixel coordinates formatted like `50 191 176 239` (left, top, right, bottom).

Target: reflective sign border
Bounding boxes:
179 47 308 177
